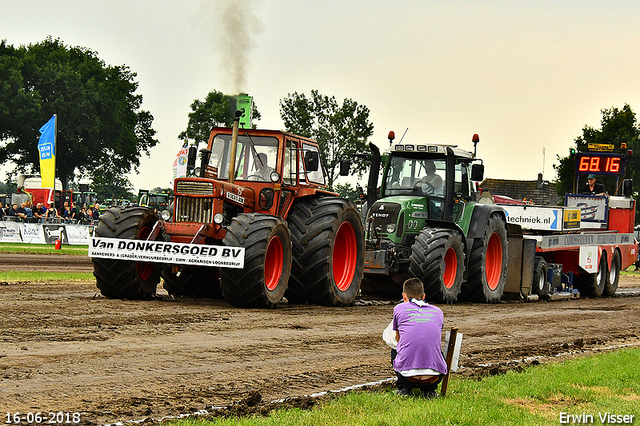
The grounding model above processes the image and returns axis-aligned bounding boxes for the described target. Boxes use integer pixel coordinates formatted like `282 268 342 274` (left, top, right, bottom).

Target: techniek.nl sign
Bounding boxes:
88 237 245 269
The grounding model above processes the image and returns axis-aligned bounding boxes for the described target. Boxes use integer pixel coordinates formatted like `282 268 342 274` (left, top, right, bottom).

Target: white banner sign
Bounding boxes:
88 237 245 269
0 222 93 245
19 223 47 244
0 221 22 242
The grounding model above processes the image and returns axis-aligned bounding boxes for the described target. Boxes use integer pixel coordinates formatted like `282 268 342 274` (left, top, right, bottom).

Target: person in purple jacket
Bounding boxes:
392 277 447 398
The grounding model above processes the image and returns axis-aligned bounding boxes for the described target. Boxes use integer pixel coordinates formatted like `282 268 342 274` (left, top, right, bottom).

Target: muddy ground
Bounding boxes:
1 254 640 425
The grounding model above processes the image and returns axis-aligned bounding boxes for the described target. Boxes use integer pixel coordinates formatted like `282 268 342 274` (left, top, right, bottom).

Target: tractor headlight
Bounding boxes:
213 213 224 224
161 209 172 221
386 223 396 234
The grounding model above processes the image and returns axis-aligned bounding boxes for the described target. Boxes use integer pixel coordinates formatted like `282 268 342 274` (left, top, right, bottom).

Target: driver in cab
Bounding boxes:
416 160 442 194
249 153 274 181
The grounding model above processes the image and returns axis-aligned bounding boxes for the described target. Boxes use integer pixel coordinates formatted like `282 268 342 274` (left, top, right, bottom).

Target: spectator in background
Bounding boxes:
8 203 27 220
62 204 72 220
79 206 89 224
71 202 80 221
33 203 47 222
90 203 100 220
44 203 59 220
0 202 5 220
23 201 33 220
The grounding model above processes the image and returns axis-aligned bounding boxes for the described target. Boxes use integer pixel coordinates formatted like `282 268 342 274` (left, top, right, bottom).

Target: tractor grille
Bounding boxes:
174 196 214 223
176 180 214 195
368 201 401 232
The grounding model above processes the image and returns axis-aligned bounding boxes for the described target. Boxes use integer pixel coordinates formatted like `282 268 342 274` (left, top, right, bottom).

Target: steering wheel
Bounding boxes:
246 174 265 181
414 179 435 195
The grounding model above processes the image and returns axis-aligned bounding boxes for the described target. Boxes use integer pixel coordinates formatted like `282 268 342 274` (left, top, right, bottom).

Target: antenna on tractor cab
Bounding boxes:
399 128 408 144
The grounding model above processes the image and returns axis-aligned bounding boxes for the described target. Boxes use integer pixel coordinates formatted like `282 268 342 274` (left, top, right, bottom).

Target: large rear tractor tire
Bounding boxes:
219 213 292 308
287 197 364 306
409 228 465 303
92 206 161 299
577 251 608 297
161 267 222 299
603 250 621 296
462 214 508 303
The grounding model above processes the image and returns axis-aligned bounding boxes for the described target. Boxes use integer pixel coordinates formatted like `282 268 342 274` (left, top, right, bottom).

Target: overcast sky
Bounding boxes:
2 0 639 192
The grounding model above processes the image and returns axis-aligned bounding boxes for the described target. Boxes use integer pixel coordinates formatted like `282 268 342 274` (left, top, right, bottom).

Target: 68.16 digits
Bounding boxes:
5 412 81 424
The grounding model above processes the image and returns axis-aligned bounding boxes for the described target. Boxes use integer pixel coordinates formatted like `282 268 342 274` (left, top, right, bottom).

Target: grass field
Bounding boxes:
163 347 640 426
0 270 94 281
0 242 88 256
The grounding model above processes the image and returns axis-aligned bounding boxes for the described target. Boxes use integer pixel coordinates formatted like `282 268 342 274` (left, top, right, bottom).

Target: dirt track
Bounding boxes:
1 254 640 425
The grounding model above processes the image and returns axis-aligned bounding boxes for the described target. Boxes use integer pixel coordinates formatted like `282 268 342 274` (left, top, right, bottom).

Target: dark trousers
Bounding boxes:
391 349 442 393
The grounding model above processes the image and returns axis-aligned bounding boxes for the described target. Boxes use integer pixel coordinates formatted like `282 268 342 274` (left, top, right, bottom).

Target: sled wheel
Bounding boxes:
577 251 608 297
532 256 550 298
287 197 364 306
219 213 291 308
603 250 621 296
463 214 508 303
92 206 160 299
161 267 222 299
409 228 465 303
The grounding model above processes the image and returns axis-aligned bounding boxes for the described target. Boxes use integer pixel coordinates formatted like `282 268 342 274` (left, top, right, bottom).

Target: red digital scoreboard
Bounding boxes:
575 153 625 176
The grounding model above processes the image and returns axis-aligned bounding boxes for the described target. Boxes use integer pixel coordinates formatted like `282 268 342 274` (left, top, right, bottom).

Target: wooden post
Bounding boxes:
440 326 458 397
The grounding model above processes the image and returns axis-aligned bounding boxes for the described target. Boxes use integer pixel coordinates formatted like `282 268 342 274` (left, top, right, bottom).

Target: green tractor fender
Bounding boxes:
466 203 507 242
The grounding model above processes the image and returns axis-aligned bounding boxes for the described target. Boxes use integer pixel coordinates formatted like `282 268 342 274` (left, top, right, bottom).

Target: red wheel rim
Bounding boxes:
443 246 458 289
264 235 284 291
137 224 155 280
332 221 357 291
485 232 503 290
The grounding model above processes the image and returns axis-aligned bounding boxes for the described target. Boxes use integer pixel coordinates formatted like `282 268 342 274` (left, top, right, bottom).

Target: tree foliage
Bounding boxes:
279 90 374 189
0 37 157 189
91 165 135 201
178 90 261 147
554 104 640 200
334 182 364 203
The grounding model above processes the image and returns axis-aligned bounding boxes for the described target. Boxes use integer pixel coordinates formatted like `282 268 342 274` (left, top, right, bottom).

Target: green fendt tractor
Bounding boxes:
357 132 508 303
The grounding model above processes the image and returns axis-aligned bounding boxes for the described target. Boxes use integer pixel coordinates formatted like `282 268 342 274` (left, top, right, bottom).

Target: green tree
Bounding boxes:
0 37 157 190
179 90 261 146
279 90 374 189
91 166 135 202
555 104 640 199
334 182 363 203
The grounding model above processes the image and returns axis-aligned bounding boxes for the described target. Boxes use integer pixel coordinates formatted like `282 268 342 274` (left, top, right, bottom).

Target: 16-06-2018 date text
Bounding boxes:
5 412 81 424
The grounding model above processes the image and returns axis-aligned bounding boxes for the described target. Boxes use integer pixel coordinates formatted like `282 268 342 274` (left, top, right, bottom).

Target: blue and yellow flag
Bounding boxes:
38 115 56 190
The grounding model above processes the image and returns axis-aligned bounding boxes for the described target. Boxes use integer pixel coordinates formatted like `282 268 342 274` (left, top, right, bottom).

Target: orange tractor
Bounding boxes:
91 116 364 308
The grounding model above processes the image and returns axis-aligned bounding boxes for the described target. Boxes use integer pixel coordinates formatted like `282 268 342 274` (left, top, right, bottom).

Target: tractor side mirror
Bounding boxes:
187 146 197 171
471 164 484 181
623 178 633 197
304 150 319 172
339 160 351 176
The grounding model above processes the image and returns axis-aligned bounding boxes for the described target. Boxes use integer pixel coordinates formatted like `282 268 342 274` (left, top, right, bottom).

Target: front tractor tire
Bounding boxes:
287 197 364 306
463 214 508 303
219 214 292 308
409 228 465 303
92 206 161 299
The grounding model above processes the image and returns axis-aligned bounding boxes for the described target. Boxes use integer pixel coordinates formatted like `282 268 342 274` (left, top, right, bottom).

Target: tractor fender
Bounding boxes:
465 203 508 249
